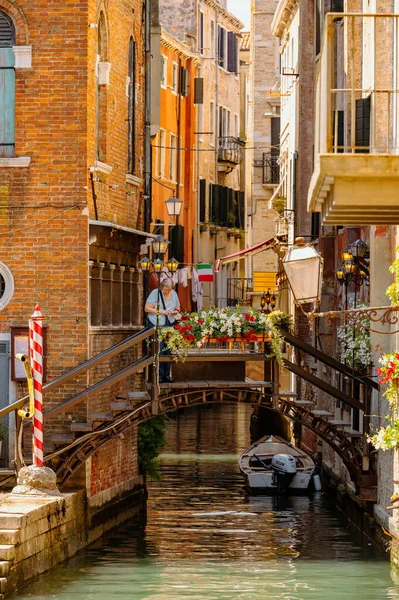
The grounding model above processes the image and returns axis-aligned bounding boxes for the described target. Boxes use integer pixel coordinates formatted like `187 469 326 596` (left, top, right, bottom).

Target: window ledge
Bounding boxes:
95 161 112 175
0 157 31 168
126 174 142 187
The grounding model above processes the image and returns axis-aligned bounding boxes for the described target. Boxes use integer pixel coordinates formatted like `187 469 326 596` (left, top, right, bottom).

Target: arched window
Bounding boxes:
0 11 15 158
128 38 136 175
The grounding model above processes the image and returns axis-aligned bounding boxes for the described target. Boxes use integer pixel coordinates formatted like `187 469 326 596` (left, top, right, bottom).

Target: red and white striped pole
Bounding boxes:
29 305 44 467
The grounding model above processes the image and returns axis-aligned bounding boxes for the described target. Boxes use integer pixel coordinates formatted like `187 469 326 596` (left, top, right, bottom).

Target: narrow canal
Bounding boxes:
10 404 399 600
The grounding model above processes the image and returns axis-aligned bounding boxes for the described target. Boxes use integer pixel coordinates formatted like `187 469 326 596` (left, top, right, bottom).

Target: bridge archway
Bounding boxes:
49 388 367 489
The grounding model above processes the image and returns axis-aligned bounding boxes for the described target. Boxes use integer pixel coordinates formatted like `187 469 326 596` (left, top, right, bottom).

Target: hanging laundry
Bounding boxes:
196 263 214 282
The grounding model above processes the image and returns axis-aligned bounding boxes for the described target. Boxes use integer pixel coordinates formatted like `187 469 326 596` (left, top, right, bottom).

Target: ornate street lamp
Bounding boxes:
336 265 345 284
350 239 368 259
340 246 352 262
166 256 179 273
282 237 324 305
343 259 356 275
139 256 151 272
165 196 183 217
152 235 170 256
152 258 164 273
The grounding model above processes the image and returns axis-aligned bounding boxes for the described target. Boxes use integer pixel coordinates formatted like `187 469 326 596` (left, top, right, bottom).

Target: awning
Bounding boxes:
217 237 277 267
89 220 157 239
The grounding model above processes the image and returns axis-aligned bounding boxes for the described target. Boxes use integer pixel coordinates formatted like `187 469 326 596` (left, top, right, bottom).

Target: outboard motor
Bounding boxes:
271 454 297 493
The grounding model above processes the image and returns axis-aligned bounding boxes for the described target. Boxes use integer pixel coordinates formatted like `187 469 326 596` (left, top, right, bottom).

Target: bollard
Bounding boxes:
29 305 44 467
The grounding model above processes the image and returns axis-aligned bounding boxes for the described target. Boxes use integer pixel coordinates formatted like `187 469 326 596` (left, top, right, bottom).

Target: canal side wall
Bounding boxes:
0 476 145 598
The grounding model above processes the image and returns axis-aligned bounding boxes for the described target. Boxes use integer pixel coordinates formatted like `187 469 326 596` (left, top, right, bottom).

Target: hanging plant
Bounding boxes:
336 301 373 370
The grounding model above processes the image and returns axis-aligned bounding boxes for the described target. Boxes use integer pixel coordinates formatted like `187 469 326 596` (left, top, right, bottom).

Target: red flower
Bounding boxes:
174 324 180 330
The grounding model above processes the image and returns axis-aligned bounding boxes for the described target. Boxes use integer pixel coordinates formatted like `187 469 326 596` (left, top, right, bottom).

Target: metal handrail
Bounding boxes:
0 327 155 419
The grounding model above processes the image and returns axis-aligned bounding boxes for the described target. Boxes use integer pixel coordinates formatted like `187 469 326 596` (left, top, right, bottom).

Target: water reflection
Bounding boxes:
10 404 399 600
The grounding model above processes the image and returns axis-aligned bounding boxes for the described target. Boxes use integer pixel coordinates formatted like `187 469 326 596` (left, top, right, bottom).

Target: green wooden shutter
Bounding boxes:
0 48 15 158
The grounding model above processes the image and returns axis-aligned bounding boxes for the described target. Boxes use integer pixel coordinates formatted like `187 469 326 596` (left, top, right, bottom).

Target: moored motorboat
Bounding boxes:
238 435 318 494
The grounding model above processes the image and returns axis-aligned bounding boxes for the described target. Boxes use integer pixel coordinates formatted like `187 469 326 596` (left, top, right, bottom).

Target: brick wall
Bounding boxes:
0 0 145 493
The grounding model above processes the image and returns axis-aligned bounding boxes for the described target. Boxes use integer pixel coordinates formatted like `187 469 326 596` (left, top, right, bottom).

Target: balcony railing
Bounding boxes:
227 277 252 307
254 152 279 185
308 12 399 224
218 137 244 165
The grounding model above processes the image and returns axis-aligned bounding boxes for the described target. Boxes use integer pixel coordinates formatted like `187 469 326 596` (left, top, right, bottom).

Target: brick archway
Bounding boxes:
48 389 368 489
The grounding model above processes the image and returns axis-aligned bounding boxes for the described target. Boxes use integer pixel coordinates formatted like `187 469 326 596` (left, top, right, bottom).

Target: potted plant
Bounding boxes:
0 418 8 454
271 196 286 215
227 211 236 228
199 223 207 233
209 222 218 235
233 229 243 240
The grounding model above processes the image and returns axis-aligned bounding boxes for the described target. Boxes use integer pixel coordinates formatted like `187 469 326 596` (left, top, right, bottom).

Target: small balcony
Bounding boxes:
254 152 280 186
217 137 244 168
308 13 399 225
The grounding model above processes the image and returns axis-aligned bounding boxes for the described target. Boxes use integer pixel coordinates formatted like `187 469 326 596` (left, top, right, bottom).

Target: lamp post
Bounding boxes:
260 288 276 314
282 237 324 308
165 195 183 219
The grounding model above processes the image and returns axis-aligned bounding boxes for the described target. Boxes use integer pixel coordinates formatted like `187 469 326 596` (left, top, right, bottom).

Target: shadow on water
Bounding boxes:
9 403 399 600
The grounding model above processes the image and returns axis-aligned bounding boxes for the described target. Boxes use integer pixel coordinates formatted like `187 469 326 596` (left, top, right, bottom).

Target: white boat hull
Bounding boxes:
238 435 317 495
245 471 313 492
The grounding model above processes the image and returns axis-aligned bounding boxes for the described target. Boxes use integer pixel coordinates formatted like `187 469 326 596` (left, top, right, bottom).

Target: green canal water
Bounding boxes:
10 404 399 600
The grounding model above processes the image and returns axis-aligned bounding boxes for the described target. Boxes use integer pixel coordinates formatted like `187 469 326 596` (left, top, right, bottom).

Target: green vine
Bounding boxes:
138 416 166 480
387 246 399 305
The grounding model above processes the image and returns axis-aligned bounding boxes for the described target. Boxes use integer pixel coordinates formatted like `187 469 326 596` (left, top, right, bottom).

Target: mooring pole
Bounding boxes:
29 305 44 467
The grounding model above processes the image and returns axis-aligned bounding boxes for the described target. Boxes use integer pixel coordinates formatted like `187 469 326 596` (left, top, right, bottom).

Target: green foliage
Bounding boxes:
138 416 166 480
387 246 399 305
0 418 8 441
272 196 286 215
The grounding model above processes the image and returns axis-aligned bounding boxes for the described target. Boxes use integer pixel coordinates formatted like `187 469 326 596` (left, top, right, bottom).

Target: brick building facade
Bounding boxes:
0 0 148 500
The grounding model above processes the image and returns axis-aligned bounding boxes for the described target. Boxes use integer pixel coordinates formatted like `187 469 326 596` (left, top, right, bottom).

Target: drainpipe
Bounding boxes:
144 0 152 234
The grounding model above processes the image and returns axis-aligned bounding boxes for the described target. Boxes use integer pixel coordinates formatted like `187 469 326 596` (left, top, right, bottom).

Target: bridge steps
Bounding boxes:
128 391 151 402
329 420 352 429
90 412 113 422
311 410 334 418
110 401 133 413
70 422 93 433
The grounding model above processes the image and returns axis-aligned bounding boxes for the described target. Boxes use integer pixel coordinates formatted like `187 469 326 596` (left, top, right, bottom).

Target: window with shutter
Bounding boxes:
227 32 238 73
194 78 204 104
218 26 226 68
210 184 220 224
199 12 204 55
0 12 15 158
355 97 370 152
170 224 184 263
199 179 206 223
180 68 189 97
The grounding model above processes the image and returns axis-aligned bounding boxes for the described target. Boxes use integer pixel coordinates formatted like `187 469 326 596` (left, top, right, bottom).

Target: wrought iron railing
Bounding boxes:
254 152 279 184
227 277 252 306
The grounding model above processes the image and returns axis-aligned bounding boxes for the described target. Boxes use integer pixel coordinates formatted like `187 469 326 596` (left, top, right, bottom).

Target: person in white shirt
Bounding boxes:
145 278 180 383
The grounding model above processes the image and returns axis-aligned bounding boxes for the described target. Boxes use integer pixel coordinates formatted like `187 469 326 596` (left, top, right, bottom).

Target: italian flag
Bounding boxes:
197 263 214 282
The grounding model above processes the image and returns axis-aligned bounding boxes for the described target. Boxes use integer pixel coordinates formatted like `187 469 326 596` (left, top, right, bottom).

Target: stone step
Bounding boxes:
291 400 314 407
51 433 74 446
329 420 352 428
344 428 363 438
0 562 10 577
0 546 14 562
70 422 93 433
0 531 19 546
90 412 113 422
280 390 297 398
128 391 151 401
110 401 132 413
0 514 24 530
311 410 334 418
0 577 6 593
